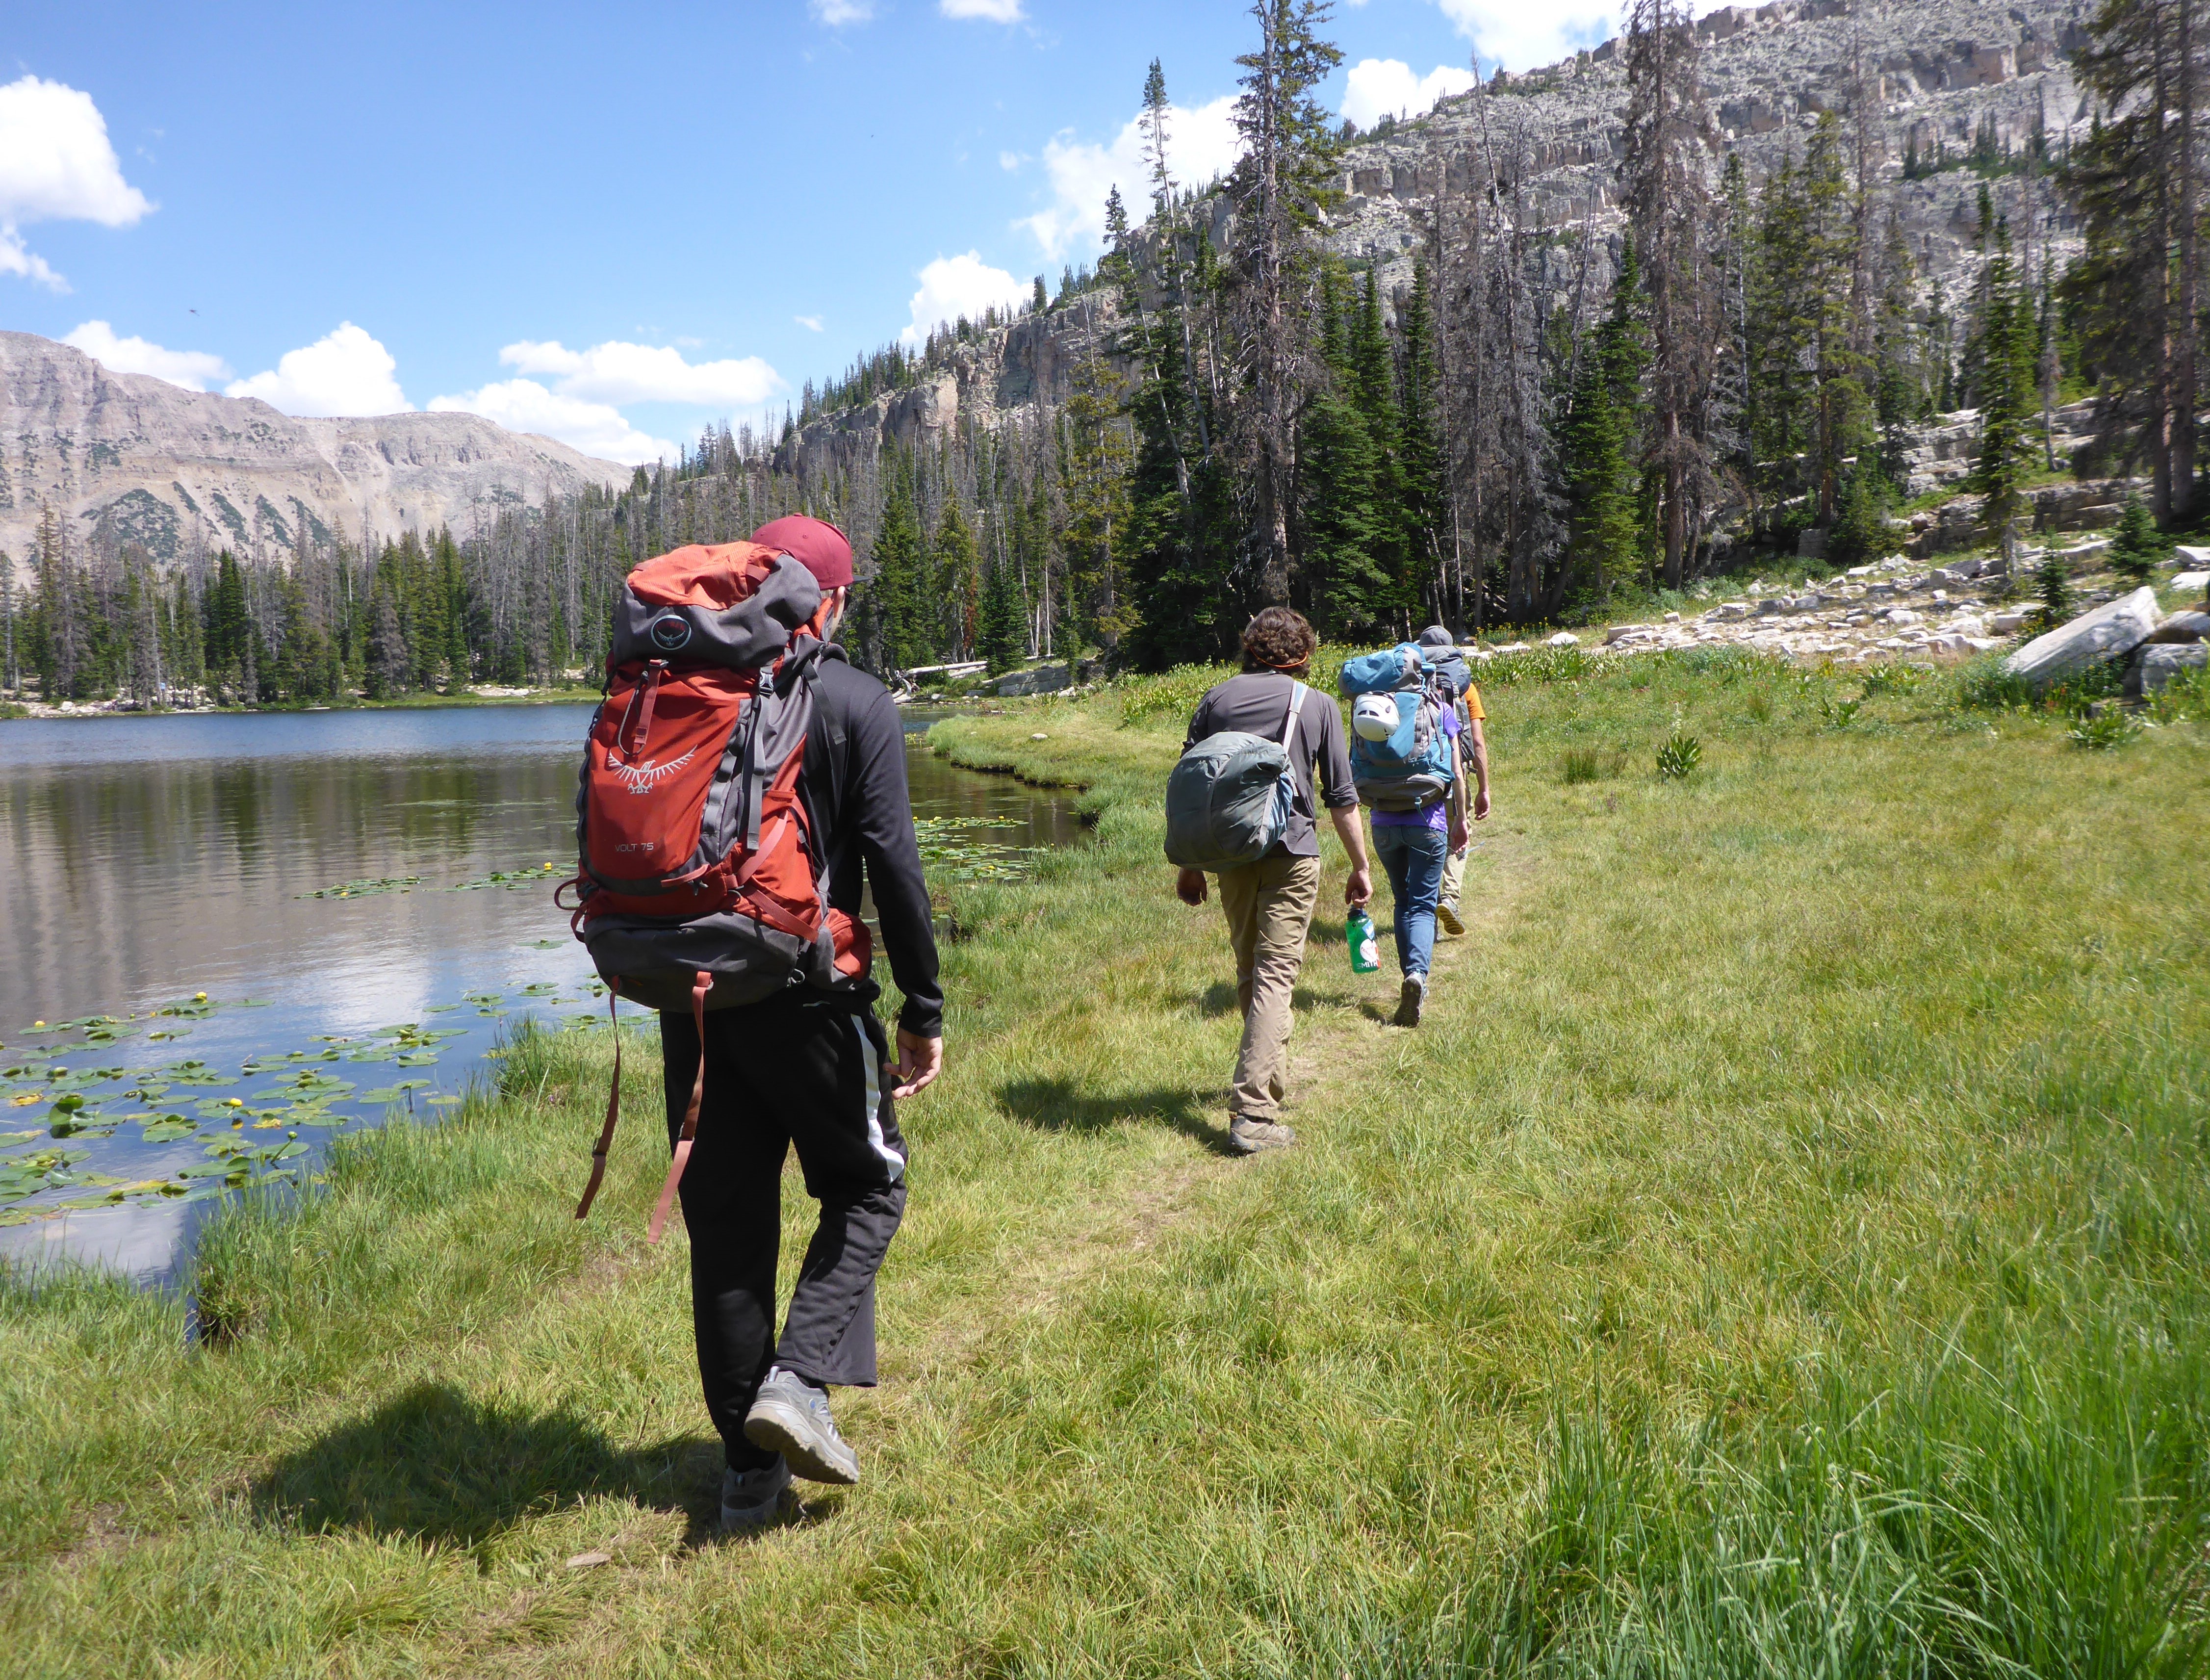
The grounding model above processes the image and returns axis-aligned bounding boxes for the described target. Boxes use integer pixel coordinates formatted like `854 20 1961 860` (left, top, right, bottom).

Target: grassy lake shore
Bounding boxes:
3 651 2208 1676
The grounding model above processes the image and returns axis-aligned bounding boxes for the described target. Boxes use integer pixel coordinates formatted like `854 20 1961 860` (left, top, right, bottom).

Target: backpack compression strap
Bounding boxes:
573 977 624 1221
571 967 714 1244
646 969 714 1246
1278 679 1308 752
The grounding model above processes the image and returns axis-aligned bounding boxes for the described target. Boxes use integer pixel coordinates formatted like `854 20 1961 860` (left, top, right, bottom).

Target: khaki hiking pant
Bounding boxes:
1216 853 1321 1123
1440 842 1468 909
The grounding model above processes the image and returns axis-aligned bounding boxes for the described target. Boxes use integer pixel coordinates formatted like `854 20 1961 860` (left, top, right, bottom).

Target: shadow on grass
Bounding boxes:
249 1381 823 1550
998 1077 1235 1155
1191 982 1358 1017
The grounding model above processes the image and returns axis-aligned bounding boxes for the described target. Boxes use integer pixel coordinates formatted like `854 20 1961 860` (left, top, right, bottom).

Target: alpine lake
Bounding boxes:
0 700 1074 1284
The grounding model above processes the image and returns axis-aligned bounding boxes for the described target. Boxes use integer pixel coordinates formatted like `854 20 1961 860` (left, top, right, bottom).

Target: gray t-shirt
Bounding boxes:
1182 672 1357 858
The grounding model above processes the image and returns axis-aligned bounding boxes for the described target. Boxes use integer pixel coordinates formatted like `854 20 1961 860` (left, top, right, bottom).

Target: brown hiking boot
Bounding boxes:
1227 1116 1297 1155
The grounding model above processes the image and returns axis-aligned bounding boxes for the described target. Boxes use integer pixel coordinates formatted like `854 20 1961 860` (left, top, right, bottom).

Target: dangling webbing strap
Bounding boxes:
574 977 624 1220
646 970 714 1246
1278 679 1309 752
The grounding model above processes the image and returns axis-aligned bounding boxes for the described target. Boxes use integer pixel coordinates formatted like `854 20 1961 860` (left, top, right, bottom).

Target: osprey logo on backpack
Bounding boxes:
606 744 698 794
648 612 693 653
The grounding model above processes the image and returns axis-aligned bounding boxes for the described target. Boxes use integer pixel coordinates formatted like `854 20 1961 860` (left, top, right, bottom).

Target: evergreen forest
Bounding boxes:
5 0 2205 704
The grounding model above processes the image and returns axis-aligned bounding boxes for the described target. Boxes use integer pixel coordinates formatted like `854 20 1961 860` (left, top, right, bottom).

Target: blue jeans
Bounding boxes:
1371 823 1448 978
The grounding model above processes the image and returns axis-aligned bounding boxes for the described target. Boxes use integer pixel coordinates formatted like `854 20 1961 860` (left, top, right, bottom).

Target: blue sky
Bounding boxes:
3 0 1635 465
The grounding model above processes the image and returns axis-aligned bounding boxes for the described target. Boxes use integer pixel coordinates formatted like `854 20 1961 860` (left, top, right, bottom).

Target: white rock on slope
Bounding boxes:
2001 587 2164 688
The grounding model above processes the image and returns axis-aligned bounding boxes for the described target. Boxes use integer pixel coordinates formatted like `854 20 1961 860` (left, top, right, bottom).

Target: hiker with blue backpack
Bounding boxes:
1165 607 1371 1155
1340 634 1477 1026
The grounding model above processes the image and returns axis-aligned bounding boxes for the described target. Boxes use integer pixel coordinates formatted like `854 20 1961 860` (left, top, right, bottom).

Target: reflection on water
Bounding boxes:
0 702 1070 1283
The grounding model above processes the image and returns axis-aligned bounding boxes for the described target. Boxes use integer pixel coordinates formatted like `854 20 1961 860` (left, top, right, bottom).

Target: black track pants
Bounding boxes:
659 992 908 1469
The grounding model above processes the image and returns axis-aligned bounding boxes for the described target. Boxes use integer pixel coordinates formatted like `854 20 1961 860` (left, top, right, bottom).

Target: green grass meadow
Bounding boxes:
2 649 2207 1676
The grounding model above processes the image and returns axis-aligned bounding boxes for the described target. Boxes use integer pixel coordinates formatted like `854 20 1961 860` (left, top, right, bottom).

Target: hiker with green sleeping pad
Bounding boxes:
1166 607 1370 1155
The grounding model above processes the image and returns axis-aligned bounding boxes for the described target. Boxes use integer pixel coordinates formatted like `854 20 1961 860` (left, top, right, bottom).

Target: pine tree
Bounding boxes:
871 465 927 671
1975 218 2038 555
930 495 982 661
1395 259 1449 621
1559 241 1650 608
1298 265 1389 634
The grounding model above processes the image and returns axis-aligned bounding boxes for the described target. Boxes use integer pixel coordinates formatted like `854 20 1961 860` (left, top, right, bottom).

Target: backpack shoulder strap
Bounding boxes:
1279 679 1308 751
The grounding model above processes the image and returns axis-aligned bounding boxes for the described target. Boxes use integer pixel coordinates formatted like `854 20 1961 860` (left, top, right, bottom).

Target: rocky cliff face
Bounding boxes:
0 331 629 573
778 0 2095 468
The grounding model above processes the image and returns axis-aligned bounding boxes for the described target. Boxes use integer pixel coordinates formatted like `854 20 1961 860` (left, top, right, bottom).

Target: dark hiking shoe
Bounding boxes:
744 1368 860 1485
720 1456 791 1532
1437 899 1465 936
1228 1116 1297 1155
1394 973 1427 1027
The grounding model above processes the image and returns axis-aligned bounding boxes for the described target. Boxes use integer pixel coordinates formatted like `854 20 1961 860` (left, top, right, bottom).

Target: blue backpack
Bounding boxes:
1339 644 1454 812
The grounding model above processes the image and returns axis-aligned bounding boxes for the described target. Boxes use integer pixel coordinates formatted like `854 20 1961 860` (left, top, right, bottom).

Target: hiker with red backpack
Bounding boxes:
564 515 941 1533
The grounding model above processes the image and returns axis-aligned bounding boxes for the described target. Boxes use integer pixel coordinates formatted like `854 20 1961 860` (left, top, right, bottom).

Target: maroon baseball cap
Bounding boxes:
752 515 853 589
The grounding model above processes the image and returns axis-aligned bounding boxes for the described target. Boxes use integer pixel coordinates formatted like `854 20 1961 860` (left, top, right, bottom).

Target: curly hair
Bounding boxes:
1240 607 1317 673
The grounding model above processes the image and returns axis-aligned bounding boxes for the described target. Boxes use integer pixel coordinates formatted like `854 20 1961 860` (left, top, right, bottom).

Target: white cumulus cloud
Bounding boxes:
810 0 873 22
62 320 232 390
1018 94 1242 262
0 75 155 293
226 322 411 417
942 0 1025 20
795 314 825 332
899 253 1027 345
1341 58 1481 129
427 379 675 467
497 339 782 408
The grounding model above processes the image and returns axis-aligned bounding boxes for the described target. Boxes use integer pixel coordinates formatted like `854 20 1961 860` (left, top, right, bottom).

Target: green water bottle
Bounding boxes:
1346 907 1380 974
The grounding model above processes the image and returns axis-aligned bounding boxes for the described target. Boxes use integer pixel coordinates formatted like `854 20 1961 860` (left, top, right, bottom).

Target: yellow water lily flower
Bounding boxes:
225 1097 244 1107
194 992 207 1002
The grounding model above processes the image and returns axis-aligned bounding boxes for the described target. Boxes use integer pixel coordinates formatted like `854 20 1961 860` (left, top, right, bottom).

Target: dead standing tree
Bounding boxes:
1228 0 1341 606
1623 0 1725 588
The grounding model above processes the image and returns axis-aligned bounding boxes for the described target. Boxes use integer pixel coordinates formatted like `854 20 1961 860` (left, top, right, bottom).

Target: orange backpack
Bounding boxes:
562 542 870 1241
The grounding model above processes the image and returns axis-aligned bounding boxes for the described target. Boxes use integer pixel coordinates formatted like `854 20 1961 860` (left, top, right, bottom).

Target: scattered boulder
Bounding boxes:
1546 631 1581 647
996 663 1072 697
2139 643 2209 692
2172 570 2210 594
2148 610 2210 644
2000 586 2163 689
2170 544 2210 568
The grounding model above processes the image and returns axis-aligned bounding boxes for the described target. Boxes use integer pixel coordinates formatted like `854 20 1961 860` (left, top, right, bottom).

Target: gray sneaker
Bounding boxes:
1394 973 1427 1027
720 1456 791 1532
1227 1116 1297 1155
1437 899 1465 936
743 1368 860 1485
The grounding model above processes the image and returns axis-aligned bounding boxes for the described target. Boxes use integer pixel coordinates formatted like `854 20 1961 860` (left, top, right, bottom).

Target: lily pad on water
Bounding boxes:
141 1115 198 1143
145 1029 190 1042
344 1047 395 1062
295 875 423 900
0 1127 41 1144
356 1081 431 1102
394 1054 439 1067
289 1112 349 1127
160 1062 237 1087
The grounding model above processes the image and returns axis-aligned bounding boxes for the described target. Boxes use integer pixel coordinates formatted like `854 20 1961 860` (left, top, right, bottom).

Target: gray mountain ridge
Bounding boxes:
0 330 628 575
774 0 2096 471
